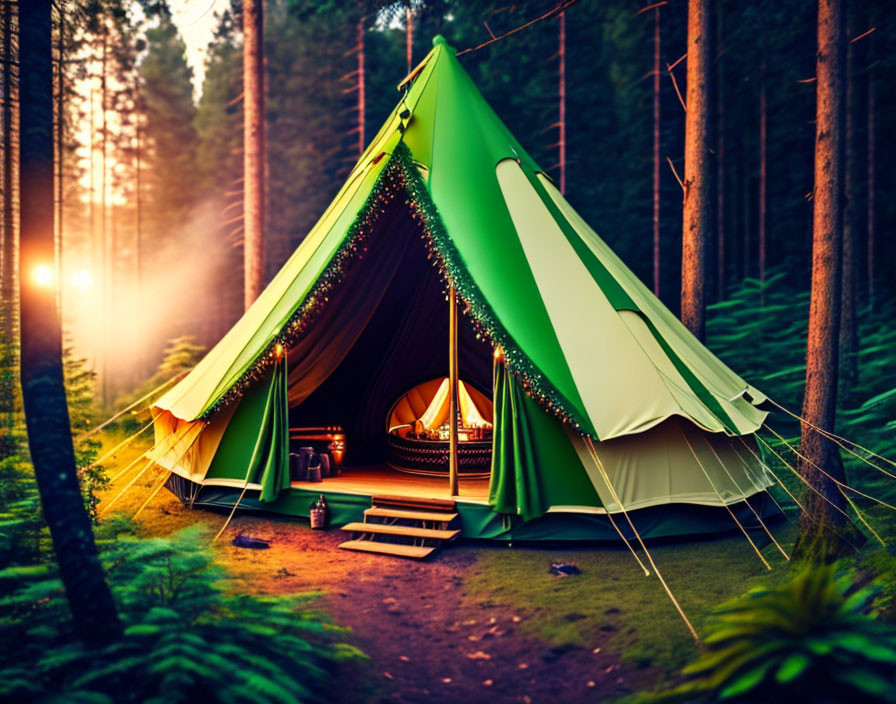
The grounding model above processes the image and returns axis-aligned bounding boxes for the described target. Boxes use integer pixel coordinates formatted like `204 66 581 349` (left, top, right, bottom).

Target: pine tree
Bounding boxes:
681 0 711 341
18 0 121 644
794 0 857 562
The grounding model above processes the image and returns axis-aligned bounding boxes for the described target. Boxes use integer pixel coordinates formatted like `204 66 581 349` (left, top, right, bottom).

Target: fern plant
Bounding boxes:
675 565 896 702
0 525 363 703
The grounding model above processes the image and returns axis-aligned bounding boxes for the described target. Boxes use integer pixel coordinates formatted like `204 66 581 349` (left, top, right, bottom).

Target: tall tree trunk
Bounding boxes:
405 4 413 74
652 4 661 297
356 15 365 158
741 140 751 280
242 0 264 310
134 78 142 376
758 62 767 298
715 4 724 301
558 8 566 195
100 32 108 406
866 57 874 309
680 0 710 342
1 0 14 334
795 0 855 562
839 5 857 390
18 0 121 645
55 5 63 313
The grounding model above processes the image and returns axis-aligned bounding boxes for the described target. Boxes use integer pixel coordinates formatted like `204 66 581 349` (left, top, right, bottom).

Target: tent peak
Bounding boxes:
432 34 455 53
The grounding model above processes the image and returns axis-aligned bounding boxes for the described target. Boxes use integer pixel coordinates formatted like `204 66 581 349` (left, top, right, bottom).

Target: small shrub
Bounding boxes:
673 565 896 702
0 525 362 703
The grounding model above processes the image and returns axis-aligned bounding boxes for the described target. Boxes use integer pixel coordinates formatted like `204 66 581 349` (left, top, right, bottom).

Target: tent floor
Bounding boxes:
166 473 784 543
290 465 490 504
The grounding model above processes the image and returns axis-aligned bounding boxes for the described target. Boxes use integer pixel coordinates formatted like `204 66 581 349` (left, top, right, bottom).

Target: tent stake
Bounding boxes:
448 284 459 497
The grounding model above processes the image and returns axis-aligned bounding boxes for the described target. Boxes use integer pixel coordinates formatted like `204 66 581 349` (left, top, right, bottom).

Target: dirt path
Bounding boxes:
207 512 647 704
108 487 653 703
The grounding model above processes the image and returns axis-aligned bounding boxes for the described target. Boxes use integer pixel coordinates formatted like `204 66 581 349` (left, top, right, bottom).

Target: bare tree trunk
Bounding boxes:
839 5 857 389
866 60 874 309
55 5 63 313
1 0 15 332
680 0 710 342
795 0 856 562
652 5 661 297
100 32 107 406
18 0 121 645
134 77 142 375
558 9 566 195
406 4 413 73
742 144 750 280
758 62 767 297
715 4 724 301
356 15 365 157
242 0 264 310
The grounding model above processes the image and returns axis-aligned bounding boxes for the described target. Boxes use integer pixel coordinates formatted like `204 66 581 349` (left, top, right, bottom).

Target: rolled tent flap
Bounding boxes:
489 359 603 521
202 356 290 503
257 356 290 502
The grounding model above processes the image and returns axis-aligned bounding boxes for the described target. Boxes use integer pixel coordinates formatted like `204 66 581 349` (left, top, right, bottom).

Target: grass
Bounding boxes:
462 522 799 672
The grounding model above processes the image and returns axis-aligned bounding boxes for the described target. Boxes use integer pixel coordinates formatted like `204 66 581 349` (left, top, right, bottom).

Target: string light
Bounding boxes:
201 143 591 438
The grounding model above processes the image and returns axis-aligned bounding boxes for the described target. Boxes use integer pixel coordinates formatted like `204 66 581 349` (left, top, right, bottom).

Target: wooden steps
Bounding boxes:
338 540 435 559
338 495 460 559
341 522 460 540
364 506 459 523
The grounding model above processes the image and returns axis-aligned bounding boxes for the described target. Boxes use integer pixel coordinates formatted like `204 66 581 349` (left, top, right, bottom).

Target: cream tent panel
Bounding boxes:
497 159 718 440
567 417 772 512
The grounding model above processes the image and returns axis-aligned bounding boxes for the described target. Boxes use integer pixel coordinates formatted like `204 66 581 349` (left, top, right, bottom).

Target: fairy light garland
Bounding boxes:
201 142 592 439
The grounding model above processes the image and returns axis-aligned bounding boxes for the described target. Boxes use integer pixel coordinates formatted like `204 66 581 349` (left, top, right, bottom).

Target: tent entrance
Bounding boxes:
285 185 494 489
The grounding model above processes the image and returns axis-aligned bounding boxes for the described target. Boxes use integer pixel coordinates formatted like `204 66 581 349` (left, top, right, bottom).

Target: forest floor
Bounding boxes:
97 437 793 704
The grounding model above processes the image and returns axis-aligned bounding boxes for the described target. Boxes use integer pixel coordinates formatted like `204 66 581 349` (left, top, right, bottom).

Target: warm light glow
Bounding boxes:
274 343 285 359
493 345 504 361
71 269 93 293
32 265 54 288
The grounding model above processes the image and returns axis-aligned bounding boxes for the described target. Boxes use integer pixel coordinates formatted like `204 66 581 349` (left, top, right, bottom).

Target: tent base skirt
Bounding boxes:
164 475 783 543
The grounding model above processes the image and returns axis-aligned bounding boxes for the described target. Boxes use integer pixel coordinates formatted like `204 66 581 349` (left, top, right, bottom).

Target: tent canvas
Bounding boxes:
149 36 777 540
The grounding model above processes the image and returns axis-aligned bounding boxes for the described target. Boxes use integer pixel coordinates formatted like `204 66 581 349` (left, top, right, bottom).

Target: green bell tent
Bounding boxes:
148 36 778 544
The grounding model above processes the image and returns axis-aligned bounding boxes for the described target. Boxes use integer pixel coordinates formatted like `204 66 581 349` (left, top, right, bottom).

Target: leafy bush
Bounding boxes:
674 565 896 702
0 525 362 703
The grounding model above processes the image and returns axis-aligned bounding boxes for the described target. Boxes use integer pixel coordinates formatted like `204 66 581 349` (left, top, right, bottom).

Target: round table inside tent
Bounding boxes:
386 377 493 477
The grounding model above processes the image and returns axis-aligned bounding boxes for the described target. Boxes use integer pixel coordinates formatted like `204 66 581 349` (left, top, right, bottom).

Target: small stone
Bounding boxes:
593 647 602 654
518 663 528 670
468 635 481 642
587 681 596 688
466 651 491 660
383 672 393 680
512 615 522 623
442 677 452 684
399 655 410 662
483 679 493 687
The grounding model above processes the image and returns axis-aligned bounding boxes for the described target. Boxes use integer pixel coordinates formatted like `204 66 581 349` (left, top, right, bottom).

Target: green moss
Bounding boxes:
462 524 799 673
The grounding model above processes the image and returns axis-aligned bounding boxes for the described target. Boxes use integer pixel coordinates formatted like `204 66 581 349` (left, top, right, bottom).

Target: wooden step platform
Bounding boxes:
339 539 435 559
364 506 459 523
341 522 459 540
337 495 461 559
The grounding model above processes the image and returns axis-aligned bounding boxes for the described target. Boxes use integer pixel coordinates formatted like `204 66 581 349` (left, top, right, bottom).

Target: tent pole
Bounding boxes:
448 284 459 497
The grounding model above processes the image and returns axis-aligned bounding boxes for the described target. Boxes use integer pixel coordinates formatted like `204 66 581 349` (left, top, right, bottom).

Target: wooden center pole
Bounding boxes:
448 284 459 497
